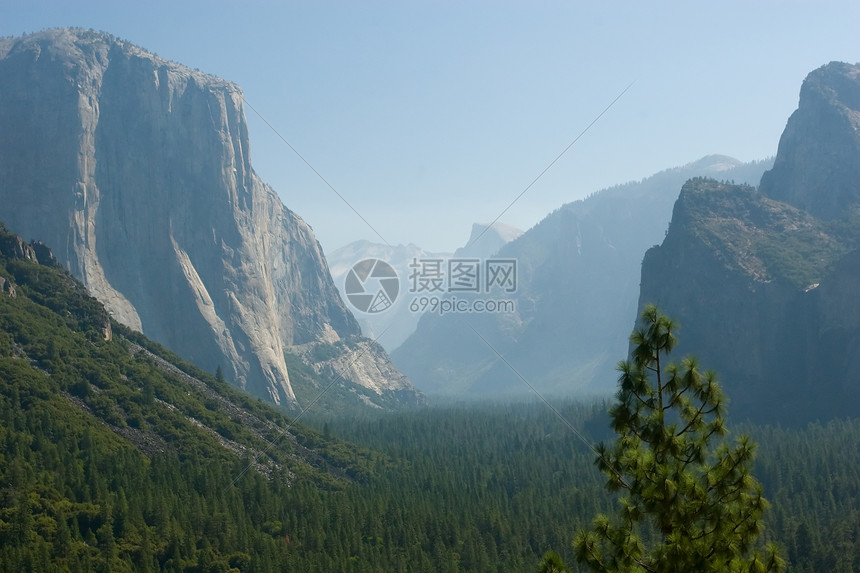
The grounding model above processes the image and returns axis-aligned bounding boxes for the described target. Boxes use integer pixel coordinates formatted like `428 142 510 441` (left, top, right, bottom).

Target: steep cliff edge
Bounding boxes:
638 62 860 423
0 28 420 408
639 179 860 422
760 62 860 219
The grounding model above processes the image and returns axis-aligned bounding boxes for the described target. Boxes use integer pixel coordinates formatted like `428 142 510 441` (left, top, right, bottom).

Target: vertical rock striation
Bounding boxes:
0 29 416 407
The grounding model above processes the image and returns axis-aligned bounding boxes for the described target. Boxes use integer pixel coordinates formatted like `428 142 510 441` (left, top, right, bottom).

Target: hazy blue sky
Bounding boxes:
2 1 858 252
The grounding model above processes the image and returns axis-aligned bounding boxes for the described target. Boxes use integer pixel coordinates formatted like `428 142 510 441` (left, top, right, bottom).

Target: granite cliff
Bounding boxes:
638 62 860 423
0 29 421 408
760 62 860 219
452 222 523 259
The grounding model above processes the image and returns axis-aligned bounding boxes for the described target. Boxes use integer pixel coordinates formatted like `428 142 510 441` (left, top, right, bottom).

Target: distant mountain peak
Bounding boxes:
392 157 771 397
454 222 523 258
685 154 744 172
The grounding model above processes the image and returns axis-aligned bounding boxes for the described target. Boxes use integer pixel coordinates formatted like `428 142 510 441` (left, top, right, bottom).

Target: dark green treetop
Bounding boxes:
545 304 784 572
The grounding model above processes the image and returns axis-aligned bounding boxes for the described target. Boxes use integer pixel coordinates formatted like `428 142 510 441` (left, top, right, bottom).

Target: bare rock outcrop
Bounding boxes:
760 62 860 218
0 276 15 298
0 29 419 407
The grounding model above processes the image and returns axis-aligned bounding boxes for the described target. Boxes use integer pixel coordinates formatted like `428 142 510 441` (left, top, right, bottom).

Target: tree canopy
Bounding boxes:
559 304 785 572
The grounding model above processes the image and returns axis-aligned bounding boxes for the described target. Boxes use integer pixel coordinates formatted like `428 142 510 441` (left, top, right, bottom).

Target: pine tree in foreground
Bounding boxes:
543 304 785 572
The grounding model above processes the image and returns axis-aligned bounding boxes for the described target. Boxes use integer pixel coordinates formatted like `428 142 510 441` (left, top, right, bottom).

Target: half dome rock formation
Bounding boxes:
0 28 421 408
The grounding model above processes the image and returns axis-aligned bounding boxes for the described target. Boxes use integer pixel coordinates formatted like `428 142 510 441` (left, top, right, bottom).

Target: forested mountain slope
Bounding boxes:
0 222 381 570
0 230 856 571
393 156 771 396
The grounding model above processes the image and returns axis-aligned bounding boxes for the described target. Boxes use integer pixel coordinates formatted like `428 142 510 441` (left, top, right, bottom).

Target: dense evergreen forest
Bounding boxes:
1 224 859 571
319 405 860 572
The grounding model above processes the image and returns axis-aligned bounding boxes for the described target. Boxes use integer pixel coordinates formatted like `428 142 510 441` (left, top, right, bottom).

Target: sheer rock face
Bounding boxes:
760 62 860 219
0 29 405 406
639 181 860 423
638 64 860 424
